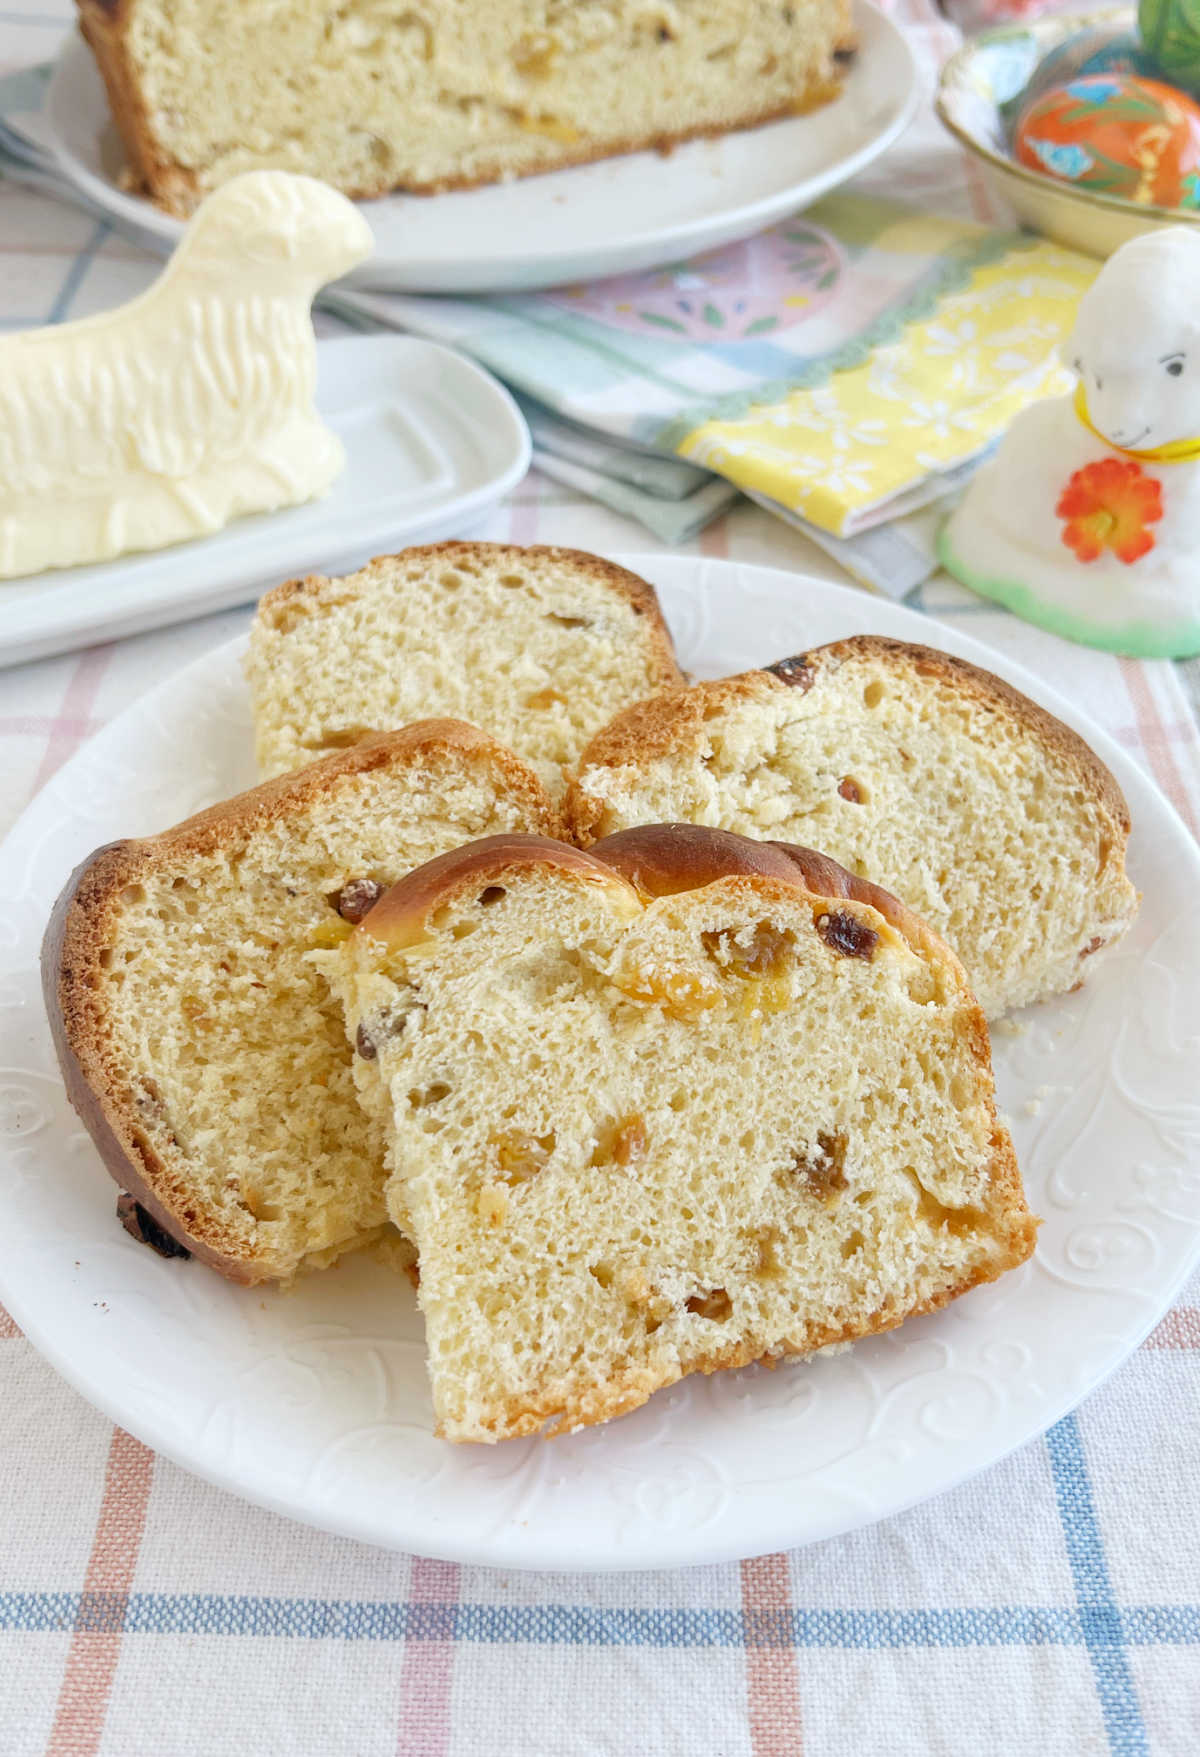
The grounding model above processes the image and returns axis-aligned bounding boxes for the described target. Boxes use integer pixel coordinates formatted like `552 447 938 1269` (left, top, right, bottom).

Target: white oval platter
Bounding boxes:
45 3 918 294
0 556 1197 1569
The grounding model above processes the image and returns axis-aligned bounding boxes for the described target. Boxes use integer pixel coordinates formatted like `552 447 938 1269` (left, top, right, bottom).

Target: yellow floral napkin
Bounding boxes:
680 247 1092 536
339 194 1097 541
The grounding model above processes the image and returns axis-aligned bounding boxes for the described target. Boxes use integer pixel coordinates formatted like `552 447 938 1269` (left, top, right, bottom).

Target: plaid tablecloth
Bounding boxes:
2 6 1199 1755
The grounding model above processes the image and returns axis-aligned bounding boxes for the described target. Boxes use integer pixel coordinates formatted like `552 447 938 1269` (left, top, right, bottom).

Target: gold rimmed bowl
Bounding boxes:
936 6 1200 258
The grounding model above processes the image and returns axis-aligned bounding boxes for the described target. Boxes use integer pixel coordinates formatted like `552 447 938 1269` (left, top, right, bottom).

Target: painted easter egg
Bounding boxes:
1016 26 1155 118
1014 74 1200 209
1140 0 1200 96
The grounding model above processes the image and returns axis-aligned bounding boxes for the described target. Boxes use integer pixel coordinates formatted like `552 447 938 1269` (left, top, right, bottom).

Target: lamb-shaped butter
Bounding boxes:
0 171 372 579
941 226 1200 658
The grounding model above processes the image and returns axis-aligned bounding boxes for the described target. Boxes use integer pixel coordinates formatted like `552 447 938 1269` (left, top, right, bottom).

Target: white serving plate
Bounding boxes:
0 336 530 669
1 556 1198 1571
45 3 919 293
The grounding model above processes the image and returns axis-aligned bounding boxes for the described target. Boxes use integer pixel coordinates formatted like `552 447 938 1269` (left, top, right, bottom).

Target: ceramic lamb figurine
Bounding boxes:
941 226 1200 658
0 171 373 579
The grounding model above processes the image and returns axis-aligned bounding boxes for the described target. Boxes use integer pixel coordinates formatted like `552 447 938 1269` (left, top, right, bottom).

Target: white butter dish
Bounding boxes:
0 335 530 669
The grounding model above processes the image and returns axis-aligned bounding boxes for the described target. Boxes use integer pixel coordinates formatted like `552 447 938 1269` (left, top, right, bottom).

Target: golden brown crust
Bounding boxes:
326 79 849 204
592 821 952 969
77 2 185 209
566 674 763 846
360 822 967 990
44 836 267 1281
253 542 683 695
139 718 561 859
42 721 560 1282
74 4 851 218
359 833 639 953
565 634 1133 854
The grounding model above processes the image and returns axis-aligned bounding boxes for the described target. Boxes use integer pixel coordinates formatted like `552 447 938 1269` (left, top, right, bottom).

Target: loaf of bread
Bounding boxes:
245 543 682 796
334 824 1036 1443
43 721 558 1284
77 0 853 216
567 638 1138 1017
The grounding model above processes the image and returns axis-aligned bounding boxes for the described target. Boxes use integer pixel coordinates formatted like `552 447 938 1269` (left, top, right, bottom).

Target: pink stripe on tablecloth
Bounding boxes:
1111 722 1199 750
959 149 997 226
701 515 730 560
28 645 115 799
1118 660 1200 840
507 475 542 547
741 1552 804 1757
46 1428 155 1757
1142 1307 1200 1349
0 716 102 739
395 1558 461 1757
0 1303 21 1338
908 0 994 223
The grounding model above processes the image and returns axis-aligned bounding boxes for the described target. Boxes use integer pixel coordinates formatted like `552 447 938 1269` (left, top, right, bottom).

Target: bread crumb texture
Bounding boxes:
49 729 557 1283
83 0 852 211
245 544 682 797
336 830 1035 1443
567 639 1138 1016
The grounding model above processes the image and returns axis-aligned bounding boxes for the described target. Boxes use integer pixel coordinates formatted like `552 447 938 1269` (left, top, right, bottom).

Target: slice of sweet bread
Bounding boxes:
43 722 558 1284
334 825 1036 1443
566 638 1138 1017
78 0 853 215
244 543 683 796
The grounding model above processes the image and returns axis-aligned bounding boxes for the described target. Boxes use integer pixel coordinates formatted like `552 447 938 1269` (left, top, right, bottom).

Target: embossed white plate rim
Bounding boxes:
43 4 918 294
0 556 1197 1569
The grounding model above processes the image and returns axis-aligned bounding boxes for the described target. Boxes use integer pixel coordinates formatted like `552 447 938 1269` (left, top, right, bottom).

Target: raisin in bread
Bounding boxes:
44 721 558 1284
77 0 853 216
245 542 682 796
566 638 1138 1018
333 825 1036 1443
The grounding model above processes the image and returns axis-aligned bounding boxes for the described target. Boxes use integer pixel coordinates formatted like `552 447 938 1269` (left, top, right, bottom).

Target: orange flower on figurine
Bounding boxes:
1057 458 1163 564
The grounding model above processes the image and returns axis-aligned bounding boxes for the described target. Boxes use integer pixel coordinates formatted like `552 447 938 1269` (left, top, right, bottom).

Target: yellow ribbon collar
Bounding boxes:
1074 384 1200 464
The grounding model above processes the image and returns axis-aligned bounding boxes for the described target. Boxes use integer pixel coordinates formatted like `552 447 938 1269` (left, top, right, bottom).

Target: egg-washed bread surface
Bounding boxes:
334 825 1036 1444
77 0 854 215
566 637 1138 1018
244 543 683 797
43 723 559 1285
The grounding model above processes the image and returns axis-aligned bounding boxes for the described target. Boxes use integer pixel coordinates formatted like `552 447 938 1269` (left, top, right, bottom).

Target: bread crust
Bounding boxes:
253 541 682 692
565 634 1133 856
43 721 560 1283
75 1 854 216
594 821 957 969
359 831 636 953
362 822 963 979
353 823 1034 1441
77 2 178 207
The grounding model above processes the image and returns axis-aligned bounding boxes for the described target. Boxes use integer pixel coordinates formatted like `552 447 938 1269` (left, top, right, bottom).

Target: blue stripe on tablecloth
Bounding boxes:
0 1594 1197 1645
907 583 1009 619
45 218 110 325
1046 1415 1150 1757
